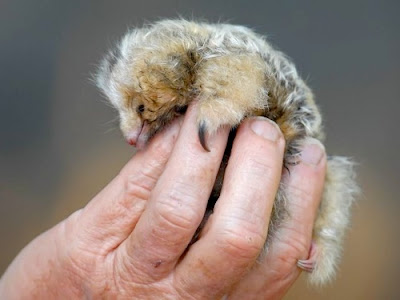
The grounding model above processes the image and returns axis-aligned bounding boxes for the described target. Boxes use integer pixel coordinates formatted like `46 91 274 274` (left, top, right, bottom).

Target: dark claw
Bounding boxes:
283 162 291 175
283 156 301 174
198 122 210 152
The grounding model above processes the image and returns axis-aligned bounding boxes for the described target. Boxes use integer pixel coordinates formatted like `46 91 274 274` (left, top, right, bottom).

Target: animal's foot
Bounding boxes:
297 241 317 273
196 99 246 151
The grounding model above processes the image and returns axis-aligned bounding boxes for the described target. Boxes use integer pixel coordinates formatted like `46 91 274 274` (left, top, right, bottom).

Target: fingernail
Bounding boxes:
251 117 280 141
301 139 325 165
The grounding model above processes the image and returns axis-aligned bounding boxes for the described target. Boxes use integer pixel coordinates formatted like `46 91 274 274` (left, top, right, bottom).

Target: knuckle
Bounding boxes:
124 172 155 200
217 225 266 260
154 188 203 233
279 226 310 256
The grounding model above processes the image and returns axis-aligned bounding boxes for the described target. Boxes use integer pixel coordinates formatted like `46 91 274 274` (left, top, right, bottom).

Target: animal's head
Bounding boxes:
96 29 195 149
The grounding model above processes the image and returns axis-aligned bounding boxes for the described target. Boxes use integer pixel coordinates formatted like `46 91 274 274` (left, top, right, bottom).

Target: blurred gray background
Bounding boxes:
1 0 399 298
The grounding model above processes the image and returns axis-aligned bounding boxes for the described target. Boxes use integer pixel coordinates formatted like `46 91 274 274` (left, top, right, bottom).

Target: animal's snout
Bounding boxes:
126 137 136 146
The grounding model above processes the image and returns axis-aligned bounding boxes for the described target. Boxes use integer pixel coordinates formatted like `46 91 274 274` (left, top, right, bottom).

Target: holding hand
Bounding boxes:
0 104 326 299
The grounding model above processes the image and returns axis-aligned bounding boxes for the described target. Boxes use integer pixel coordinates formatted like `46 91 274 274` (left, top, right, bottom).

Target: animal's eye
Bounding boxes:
175 105 188 114
137 104 145 113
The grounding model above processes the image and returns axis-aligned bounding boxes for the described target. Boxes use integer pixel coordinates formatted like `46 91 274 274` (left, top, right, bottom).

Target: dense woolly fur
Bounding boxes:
310 156 358 285
96 19 358 285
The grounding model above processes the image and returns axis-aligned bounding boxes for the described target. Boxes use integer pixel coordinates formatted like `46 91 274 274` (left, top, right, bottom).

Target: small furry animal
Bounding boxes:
96 19 358 285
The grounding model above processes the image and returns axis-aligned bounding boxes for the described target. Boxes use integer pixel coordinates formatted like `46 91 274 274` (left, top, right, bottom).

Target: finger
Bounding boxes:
119 103 230 283
227 138 327 300
73 117 182 254
175 117 285 298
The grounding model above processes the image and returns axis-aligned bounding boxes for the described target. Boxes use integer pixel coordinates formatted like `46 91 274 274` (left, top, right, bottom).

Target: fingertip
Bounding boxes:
235 117 285 152
300 138 326 167
249 117 283 142
282 139 327 214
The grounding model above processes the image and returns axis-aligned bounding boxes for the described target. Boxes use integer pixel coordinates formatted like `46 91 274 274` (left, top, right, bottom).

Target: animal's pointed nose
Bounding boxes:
126 138 136 146
124 122 149 148
125 127 142 147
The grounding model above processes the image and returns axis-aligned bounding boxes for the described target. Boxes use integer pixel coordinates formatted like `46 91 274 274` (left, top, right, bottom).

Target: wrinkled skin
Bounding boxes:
0 104 326 299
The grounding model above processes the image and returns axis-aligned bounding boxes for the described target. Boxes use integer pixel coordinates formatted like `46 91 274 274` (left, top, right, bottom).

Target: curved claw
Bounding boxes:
297 241 317 272
297 259 315 272
198 122 210 152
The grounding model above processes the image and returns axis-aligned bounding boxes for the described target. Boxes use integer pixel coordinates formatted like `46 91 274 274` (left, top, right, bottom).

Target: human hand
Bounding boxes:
0 104 326 299
226 137 326 299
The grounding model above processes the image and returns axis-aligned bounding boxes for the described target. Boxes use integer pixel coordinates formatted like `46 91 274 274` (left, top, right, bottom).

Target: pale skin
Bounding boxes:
0 104 326 299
